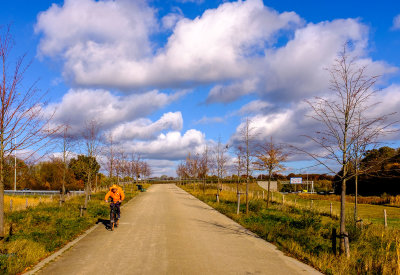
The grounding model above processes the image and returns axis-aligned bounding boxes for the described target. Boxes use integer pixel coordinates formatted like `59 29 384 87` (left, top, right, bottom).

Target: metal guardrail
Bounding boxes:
5 190 85 195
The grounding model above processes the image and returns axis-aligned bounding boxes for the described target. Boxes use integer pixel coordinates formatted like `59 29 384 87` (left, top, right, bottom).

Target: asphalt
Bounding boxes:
37 184 322 275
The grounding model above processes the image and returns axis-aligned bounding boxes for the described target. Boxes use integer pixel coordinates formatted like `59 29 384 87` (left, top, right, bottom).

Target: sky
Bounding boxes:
1 0 400 176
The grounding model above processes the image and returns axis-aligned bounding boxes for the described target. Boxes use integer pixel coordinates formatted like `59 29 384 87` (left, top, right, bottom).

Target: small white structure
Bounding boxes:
257 181 278 191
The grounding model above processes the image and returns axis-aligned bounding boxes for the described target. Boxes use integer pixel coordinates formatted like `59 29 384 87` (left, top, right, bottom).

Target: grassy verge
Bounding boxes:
0 183 149 275
180 183 400 275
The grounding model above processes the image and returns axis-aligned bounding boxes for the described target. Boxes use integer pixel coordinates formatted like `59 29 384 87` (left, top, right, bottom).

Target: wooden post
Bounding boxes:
80 205 83 217
384 209 387 228
310 200 313 209
330 202 333 217
25 198 28 208
282 195 285 205
237 193 240 215
216 194 219 203
10 199 13 212
332 228 337 255
262 191 265 200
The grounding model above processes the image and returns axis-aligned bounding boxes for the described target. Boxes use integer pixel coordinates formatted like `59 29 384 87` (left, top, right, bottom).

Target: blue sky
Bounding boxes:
1 0 400 176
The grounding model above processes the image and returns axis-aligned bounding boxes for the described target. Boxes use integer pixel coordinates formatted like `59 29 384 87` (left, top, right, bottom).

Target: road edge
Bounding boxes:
176 184 322 275
24 188 147 274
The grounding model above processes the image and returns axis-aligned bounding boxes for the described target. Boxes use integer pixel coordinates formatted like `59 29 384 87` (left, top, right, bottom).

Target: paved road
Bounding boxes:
38 184 321 275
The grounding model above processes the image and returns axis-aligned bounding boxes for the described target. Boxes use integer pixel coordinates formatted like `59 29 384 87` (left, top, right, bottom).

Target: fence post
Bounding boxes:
25 198 28 209
282 195 285 205
332 228 337 255
10 199 13 212
384 209 387 228
310 200 313 209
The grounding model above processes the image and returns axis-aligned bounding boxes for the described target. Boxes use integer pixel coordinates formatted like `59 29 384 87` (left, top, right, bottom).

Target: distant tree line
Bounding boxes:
335 146 400 196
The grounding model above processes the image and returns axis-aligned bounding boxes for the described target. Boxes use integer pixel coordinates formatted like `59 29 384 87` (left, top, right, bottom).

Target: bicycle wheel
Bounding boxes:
110 210 115 231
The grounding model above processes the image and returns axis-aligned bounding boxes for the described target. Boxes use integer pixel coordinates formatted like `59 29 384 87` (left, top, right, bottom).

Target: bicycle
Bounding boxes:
108 201 120 231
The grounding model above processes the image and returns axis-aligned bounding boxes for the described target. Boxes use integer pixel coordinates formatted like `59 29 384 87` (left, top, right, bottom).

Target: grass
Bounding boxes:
4 196 53 213
180 183 400 275
0 183 149 275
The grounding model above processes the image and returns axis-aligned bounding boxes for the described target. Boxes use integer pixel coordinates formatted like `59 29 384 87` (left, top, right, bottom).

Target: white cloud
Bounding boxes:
162 9 184 30
392 14 400 30
35 0 156 58
206 78 258 103
109 112 183 141
122 129 207 160
207 19 396 104
36 0 301 89
237 100 271 115
45 88 183 134
194 116 225 125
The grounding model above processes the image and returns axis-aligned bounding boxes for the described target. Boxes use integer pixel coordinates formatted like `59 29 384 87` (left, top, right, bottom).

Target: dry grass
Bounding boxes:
1 183 149 274
4 195 55 213
181 182 400 275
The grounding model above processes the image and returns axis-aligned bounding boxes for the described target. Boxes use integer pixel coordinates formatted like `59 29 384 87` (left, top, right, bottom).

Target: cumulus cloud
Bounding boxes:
36 0 301 89
208 19 396 104
237 100 271 115
109 112 183 141
122 129 207 160
45 88 183 134
162 8 184 30
231 84 400 162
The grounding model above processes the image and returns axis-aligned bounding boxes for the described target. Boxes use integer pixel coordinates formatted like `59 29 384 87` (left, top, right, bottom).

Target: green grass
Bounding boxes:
181 183 400 275
0 184 148 275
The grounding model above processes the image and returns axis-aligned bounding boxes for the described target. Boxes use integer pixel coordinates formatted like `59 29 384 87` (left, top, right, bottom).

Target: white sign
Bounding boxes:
290 177 302 184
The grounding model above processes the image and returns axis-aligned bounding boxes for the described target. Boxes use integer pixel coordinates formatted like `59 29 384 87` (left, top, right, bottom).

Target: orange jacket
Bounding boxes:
105 185 125 203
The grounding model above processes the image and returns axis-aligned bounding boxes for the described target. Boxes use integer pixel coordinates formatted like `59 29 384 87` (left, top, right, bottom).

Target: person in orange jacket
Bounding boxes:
105 184 125 219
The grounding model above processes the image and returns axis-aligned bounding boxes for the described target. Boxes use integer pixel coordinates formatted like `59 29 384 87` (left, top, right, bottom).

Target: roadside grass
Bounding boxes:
4 196 53 213
180 183 400 275
0 183 149 275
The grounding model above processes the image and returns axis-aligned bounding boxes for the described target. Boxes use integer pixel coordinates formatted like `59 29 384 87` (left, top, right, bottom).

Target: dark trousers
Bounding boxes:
110 202 121 218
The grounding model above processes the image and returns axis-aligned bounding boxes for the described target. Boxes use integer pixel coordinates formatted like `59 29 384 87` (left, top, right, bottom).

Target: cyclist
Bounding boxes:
105 184 125 220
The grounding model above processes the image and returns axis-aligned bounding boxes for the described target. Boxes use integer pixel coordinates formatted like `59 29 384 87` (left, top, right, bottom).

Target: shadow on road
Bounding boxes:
194 219 261 239
96 218 112 230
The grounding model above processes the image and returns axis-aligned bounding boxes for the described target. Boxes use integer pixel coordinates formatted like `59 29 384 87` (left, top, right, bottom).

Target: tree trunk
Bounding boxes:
246 177 249 214
340 176 350 258
266 170 271 208
217 177 220 203
0 142 4 238
354 171 358 221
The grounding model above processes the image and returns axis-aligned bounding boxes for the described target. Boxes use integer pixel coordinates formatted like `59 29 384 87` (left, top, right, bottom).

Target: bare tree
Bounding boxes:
176 161 187 184
59 124 75 203
141 161 151 182
303 44 394 257
0 26 59 237
104 133 116 179
233 145 245 194
214 138 228 203
198 145 210 193
239 118 256 214
254 138 287 208
82 120 101 210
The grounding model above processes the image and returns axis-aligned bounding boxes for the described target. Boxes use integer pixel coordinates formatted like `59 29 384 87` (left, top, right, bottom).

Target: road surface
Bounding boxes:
37 184 321 275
